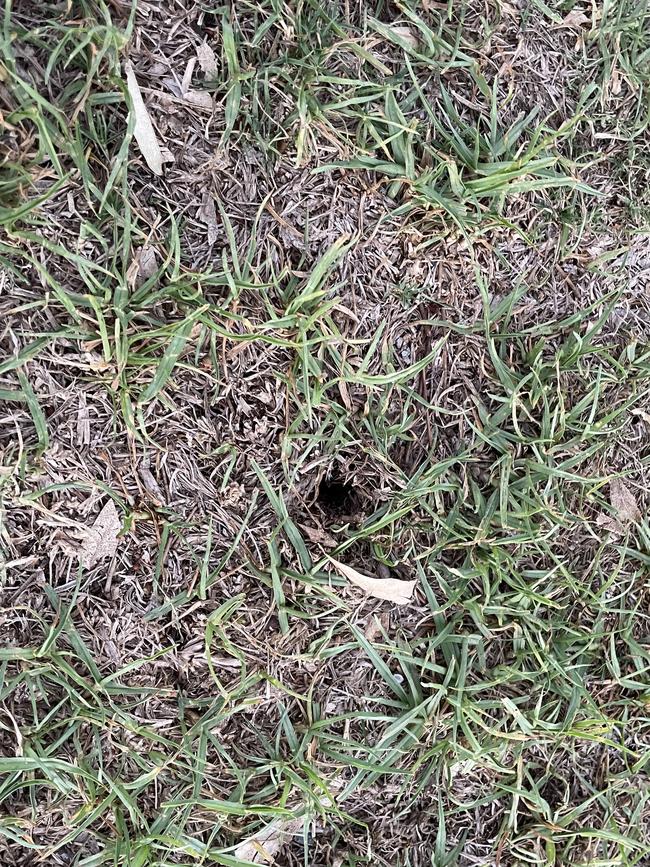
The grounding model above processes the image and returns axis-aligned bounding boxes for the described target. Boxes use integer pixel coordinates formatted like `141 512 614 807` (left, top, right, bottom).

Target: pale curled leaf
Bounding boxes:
79 500 121 568
329 558 416 605
610 478 641 523
234 817 303 863
124 60 163 175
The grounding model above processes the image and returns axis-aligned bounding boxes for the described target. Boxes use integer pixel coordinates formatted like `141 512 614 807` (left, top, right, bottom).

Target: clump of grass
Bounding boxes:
1 0 650 866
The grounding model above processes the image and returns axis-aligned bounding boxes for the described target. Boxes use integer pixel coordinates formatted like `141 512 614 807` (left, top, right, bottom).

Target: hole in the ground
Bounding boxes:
316 477 357 513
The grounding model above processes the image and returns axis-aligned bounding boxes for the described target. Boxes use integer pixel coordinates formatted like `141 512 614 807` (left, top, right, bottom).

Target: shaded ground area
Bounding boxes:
1 0 650 865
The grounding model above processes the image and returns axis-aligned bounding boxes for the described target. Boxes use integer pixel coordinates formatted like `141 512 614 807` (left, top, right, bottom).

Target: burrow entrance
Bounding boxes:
314 474 363 522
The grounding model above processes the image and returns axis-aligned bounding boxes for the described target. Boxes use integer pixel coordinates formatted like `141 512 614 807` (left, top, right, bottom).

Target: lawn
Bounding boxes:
1 0 650 865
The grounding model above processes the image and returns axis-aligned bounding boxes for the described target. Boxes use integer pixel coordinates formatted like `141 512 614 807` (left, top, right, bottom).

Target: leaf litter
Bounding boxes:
79 500 122 568
197 192 219 244
596 478 642 535
233 817 304 864
3 2 650 866
328 558 417 605
609 478 641 523
124 60 163 175
196 42 218 76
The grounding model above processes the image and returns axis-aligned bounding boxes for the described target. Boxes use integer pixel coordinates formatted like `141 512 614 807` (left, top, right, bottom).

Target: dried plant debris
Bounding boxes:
609 478 642 524
196 42 218 77
79 500 122 568
197 192 219 244
124 60 163 175
329 558 417 605
2 1 650 866
132 243 158 285
598 477 643 534
233 817 304 864
558 8 594 28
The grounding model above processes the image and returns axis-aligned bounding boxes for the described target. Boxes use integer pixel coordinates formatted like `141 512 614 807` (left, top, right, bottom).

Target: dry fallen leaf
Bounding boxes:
127 244 157 289
79 500 121 568
559 8 591 27
329 558 417 605
364 611 390 642
385 24 420 48
609 478 641 523
196 42 218 76
136 244 158 284
76 393 90 447
139 465 166 506
299 523 337 548
168 59 214 111
82 350 111 372
233 817 303 864
183 89 214 111
197 192 219 244
595 513 625 536
124 60 163 176
181 57 195 95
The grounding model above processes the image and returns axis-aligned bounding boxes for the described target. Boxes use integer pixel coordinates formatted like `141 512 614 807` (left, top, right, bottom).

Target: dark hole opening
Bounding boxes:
317 478 356 512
